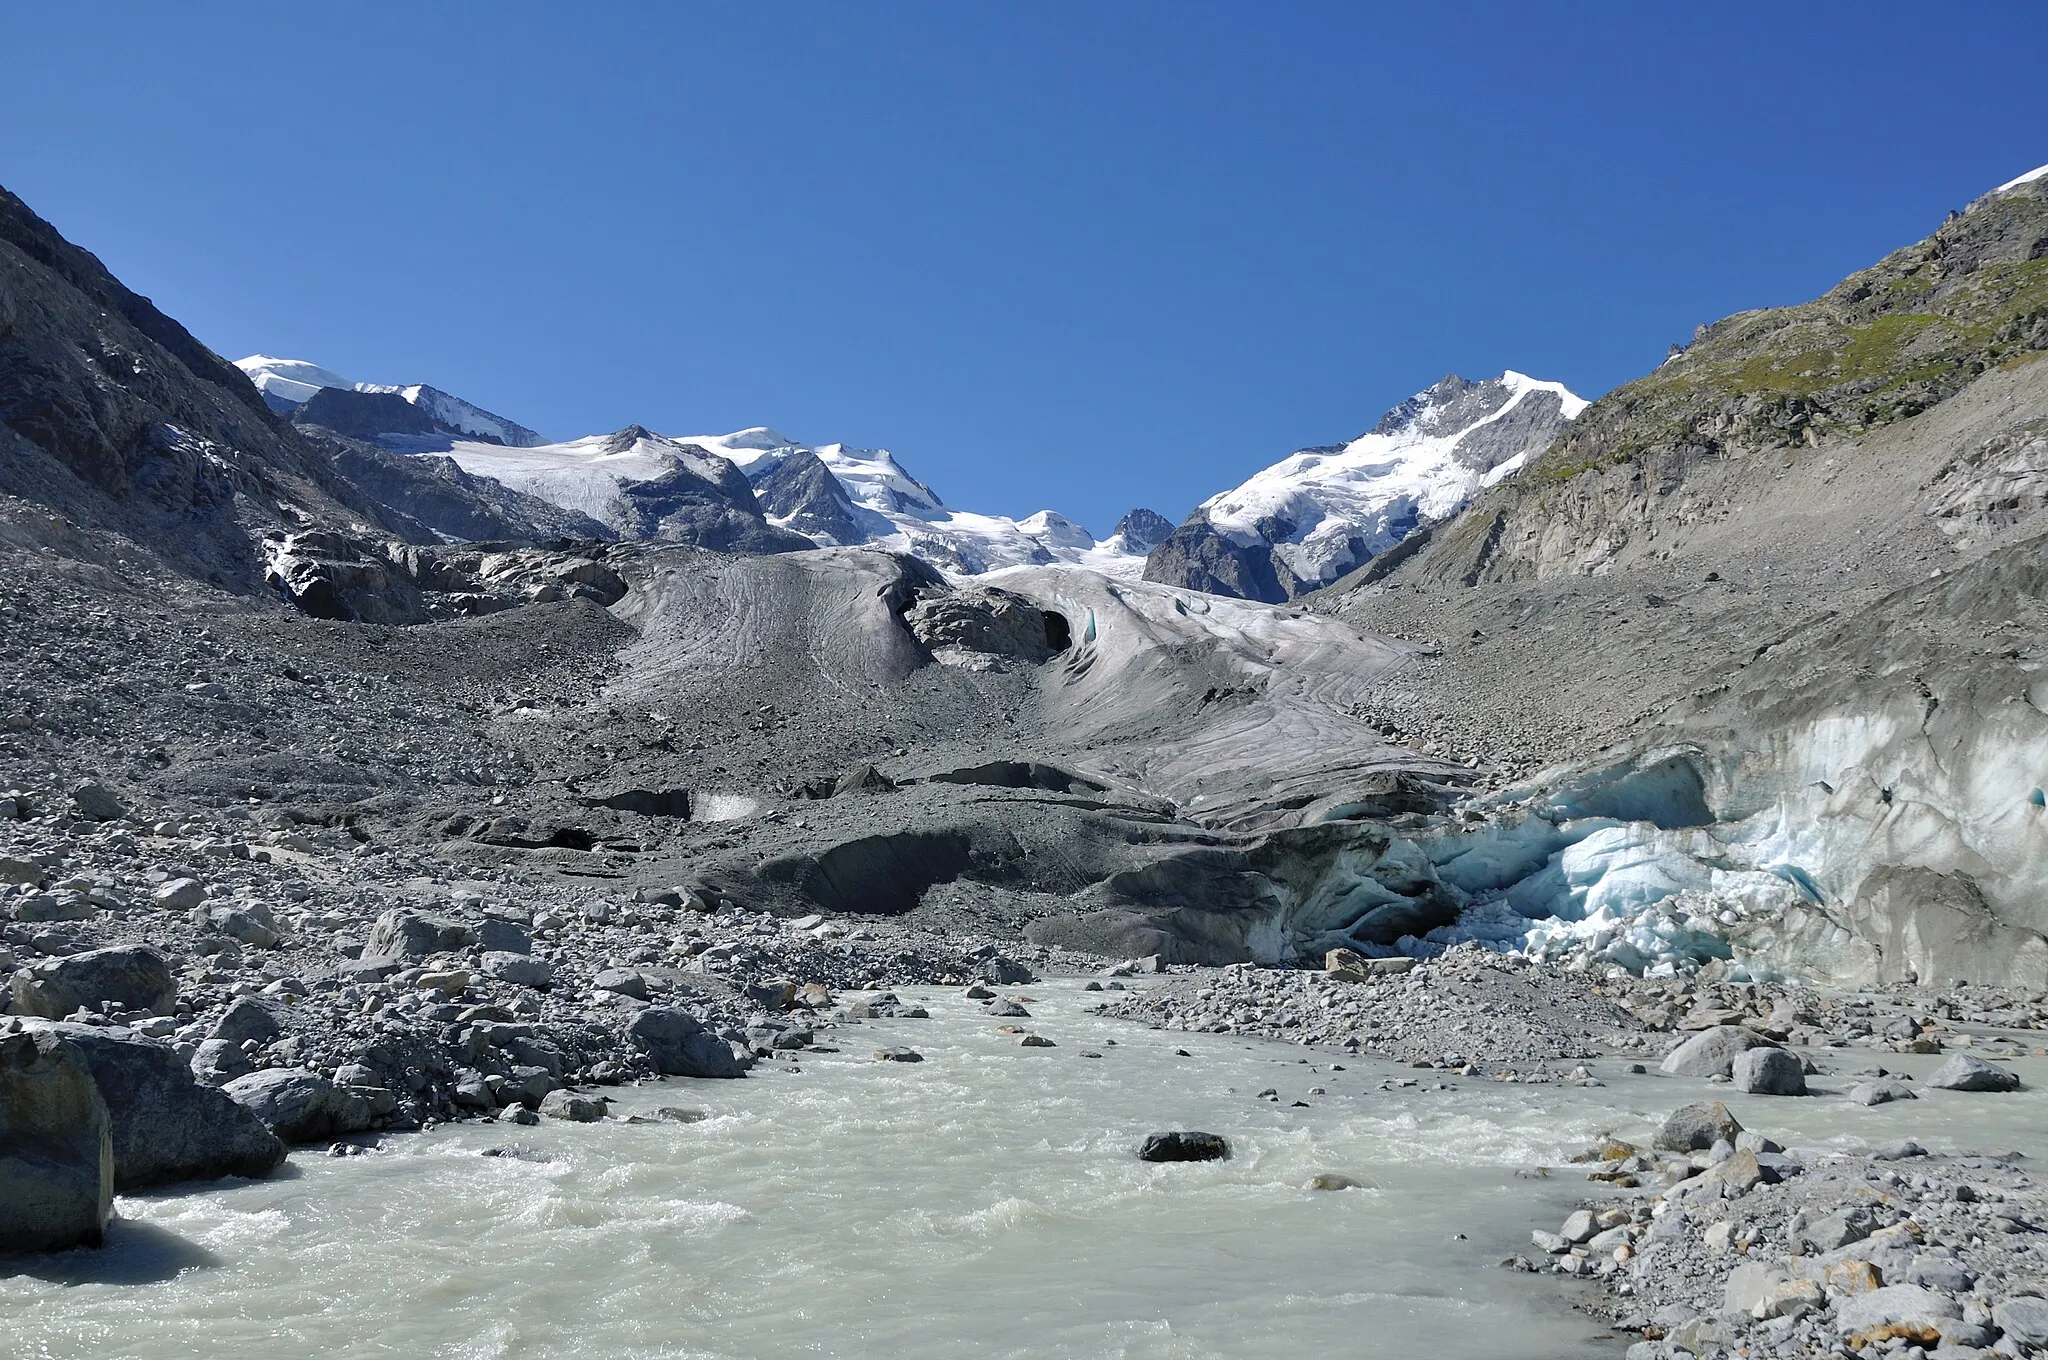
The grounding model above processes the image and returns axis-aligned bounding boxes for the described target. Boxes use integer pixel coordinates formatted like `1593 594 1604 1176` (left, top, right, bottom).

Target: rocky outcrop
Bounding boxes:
904 585 1066 663
748 447 866 546
1108 507 1174 555
19 1021 284 1188
0 1028 112 1252
1389 176 2048 587
593 428 815 553
261 529 631 624
261 530 427 624
1142 518 1308 604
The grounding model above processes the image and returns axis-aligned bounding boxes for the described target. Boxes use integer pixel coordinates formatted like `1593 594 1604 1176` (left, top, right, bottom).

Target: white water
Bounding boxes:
7 984 2043 1359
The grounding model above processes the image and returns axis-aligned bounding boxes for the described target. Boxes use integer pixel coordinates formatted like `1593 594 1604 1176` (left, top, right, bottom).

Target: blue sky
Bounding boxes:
5 4 2046 531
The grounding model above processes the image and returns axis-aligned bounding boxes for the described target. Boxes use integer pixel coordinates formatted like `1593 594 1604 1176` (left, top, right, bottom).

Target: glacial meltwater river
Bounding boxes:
6 982 2044 1360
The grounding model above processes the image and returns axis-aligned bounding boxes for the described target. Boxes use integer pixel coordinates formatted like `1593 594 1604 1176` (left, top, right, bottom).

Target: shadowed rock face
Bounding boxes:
607 434 816 554
748 448 866 546
0 1030 113 1252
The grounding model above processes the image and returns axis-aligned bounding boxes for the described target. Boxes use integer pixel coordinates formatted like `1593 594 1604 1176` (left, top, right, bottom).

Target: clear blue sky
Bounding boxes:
6 4 2046 531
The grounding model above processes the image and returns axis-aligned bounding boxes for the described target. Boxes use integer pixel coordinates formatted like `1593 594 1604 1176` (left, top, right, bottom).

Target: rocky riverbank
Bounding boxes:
1097 951 2048 1356
0 772 1109 1250
1527 1097 2048 1359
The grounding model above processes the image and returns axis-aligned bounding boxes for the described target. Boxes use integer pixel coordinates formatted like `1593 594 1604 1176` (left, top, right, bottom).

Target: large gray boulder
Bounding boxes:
209 997 282 1046
21 1021 283 1188
1923 1053 2019 1092
1660 1025 1776 1078
69 780 127 822
365 909 475 959
223 1068 374 1144
626 1008 744 1079
1654 1100 1744 1152
1831 1284 1960 1335
1731 1046 1807 1096
11 944 176 1019
0 1028 112 1251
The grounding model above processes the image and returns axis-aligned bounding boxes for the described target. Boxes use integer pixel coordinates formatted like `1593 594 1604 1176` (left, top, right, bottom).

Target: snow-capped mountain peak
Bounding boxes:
238 355 357 408
235 355 547 448
1145 371 1586 602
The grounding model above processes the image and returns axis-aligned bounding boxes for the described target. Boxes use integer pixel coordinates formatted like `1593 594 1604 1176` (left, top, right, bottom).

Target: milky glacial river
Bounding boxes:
7 983 2042 1359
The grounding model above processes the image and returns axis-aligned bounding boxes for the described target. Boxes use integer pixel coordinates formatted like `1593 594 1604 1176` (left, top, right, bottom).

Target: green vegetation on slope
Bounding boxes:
1537 181 2048 482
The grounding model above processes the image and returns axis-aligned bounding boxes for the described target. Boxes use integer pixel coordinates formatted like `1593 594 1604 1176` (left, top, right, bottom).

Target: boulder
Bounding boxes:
0 856 45 887
1831 1284 1960 1336
151 877 207 911
0 1029 112 1251
1325 948 1371 982
539 1090 606 1122
202 907 280 949
1850 1079 1916 1106
626 1008 744 1079
1923 1053 2019 1092
209 998 282 1046
1995 1298 2048 1350
481 952 553 987
190 1038 254 1086
979 955 1035 985
11 944 176 1019
1731 1046 1808 1096
13 890 92 923
223 1068 374 1144
69 780 127 822
593 968 650 1001
1660 1025 1776 1078
475 917 531 954
19 1021 283 1188
1139 1130 1230 1162
1654 1100 1744 1152
1326 949 1416 981
365 909 475 959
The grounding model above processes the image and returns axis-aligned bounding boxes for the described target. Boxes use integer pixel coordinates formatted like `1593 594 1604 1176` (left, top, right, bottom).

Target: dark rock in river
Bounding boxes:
224 1068 374 1144
1139 1130 1230 1162
626 1008 745 1079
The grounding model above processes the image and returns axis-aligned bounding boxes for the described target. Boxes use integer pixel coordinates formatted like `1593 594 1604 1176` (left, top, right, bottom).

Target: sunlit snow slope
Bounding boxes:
694 428 1158 578
1143 371 1586 601
236 356 547 448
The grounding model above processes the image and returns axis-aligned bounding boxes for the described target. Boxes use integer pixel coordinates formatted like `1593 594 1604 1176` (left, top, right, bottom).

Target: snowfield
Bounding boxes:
1195 371 1587 586
235 356 548 448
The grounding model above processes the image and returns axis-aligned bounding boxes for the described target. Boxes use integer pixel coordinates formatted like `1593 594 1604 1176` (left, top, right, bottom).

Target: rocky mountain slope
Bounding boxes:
1143 372 1585 602
9 164 2048 998
1321 165 2048 991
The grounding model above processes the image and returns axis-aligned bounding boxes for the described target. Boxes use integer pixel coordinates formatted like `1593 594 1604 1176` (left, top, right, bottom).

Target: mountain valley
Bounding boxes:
6 160 2048 1359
